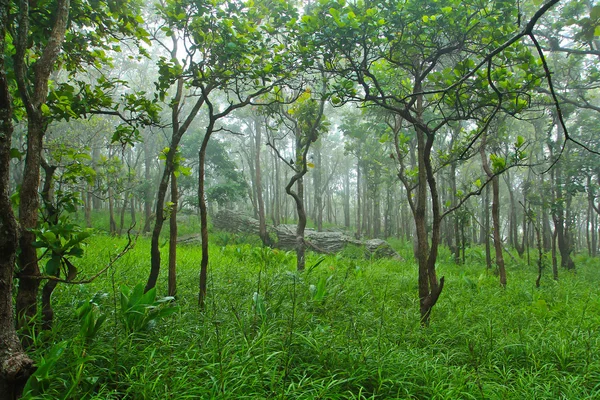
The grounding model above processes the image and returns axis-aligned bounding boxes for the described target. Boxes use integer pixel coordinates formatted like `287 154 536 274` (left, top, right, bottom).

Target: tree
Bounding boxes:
268 82 328 271
301 0 562 324
0 0 35 395
10 0 155 329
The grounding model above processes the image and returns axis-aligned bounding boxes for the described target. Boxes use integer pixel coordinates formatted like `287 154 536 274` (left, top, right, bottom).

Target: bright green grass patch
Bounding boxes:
23 234 600 399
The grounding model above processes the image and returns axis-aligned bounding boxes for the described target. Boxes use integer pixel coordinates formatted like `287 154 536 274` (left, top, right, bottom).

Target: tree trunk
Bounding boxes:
480 132 506 287
344 166 350 229
416 125 444 325
16 115 44 328
313 141 323 231
85 190 92 228
168 172 177 297
372 169 381 238
254 118 270 246
356 158 361 238
0 10 35 388
484 183 492 269
449 162 460 263
143 138 154 233
40 160 59 330
506 172 524 257
198 121 216 309
108 186 117 234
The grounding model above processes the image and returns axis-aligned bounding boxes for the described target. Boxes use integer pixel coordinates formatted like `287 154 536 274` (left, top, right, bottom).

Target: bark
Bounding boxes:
355 158 361 238
108 186 117 234
0 2 35 389
85 190 92 228
484 183 492 270
313 141 323 231
480 131 506 287
253 118 270 246
372 169 381 238
198 121 216 309
344 167 350 229
168 172 177 297
507 172 524 257
40 160 59 330
142 138 153 233
273 153 281 226
449 162 460 263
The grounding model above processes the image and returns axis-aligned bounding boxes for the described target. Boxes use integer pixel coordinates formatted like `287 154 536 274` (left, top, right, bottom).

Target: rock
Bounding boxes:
212 209 403 260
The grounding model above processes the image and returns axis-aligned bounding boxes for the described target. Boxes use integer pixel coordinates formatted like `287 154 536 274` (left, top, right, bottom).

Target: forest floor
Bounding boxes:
22 233 600 399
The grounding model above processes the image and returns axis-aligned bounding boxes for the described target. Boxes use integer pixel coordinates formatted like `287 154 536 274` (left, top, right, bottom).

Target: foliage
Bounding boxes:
120 283 178 333
31 216 91 279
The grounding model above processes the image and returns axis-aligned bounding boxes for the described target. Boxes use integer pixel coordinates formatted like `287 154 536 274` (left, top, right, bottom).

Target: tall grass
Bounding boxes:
23 235 600 399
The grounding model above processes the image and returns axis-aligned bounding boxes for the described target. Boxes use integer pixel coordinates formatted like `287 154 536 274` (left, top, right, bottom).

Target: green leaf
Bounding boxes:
40 103 50 116
516 135 525 147
10 148 22 160
45 256 61 276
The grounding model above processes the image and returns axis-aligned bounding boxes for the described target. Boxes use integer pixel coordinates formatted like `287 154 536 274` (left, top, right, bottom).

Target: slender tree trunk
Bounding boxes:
85 190 92 228
118 194 128 235
344 167 350 229
254 118 270 245
313 141 323 231
356 158 361 238
373 169 381 238
143 138 154 233
449 162 460 263
274 153 281 225
40 160 59 330
480 132 506 287
168 172 177 297
292 176 307 271
484 183 492 269
108 186 117 234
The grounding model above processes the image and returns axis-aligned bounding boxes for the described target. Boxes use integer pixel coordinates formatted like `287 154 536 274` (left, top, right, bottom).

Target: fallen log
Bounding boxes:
211 209 402 260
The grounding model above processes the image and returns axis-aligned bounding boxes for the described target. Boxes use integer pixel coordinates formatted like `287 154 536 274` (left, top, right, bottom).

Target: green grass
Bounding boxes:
22 234 600 399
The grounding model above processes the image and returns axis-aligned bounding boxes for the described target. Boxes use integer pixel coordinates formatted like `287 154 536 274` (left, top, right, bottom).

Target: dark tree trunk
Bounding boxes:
449 162 460 263
484 183 492 269
507 172 524 257
273 152 281 226
168 172 178 297
85 190 92 228
372 169 381 238
356 158 361 238
108 186 117 234
481 132 506 287
143 138 154 233
254 118 270 246
313 141 323 231
40 160 59 330
118 194 128 235
344 167 350 229
0 7 35 388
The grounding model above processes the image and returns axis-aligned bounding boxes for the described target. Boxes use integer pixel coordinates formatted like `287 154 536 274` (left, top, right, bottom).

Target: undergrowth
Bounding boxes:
21 235 600 399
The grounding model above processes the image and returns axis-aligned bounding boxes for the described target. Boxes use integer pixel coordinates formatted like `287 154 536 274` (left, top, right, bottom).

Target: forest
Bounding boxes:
2 0 600 398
